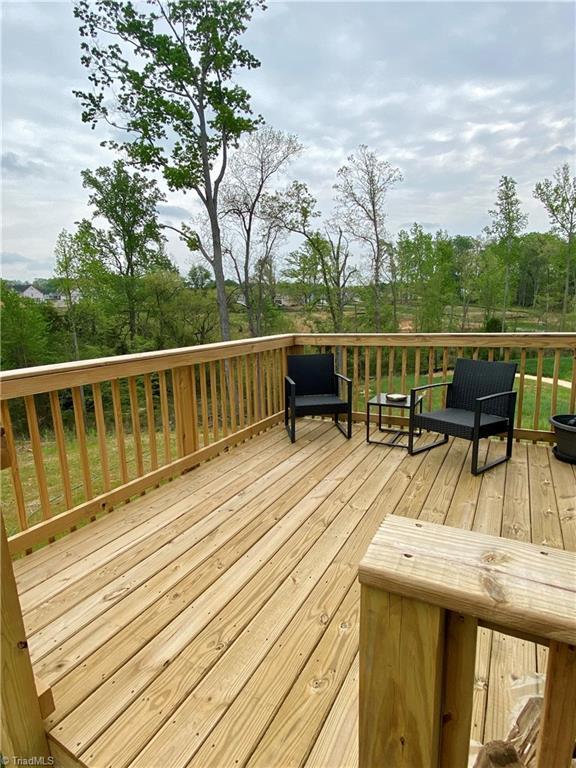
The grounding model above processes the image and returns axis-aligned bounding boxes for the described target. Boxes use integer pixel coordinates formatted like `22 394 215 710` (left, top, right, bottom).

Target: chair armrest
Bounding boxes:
474 390 517 416
335 373 352 384
410 382 451 414
410 381 451 394
285 376 296 398
335 373 352 404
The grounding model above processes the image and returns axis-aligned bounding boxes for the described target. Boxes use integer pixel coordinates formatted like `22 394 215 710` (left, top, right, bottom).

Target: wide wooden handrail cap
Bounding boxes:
358 515 576 645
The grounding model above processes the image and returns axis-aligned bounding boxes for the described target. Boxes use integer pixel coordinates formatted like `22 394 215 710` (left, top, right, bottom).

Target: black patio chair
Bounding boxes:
285 353 352 443
407 358 517 475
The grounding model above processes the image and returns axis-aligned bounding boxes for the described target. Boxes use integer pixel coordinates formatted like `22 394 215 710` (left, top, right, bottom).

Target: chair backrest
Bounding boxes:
448 358 517 417
287 353 337 396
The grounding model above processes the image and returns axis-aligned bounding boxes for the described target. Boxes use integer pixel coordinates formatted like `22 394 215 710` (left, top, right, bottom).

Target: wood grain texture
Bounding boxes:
535 640 576 768
1 517 51 759
359 586 444 768
359 516 576 644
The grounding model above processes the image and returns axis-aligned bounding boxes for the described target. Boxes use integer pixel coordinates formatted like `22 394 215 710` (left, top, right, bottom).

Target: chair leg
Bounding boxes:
408 432 448 456
285 402 296 442
471 434 513 475
333 409 352 439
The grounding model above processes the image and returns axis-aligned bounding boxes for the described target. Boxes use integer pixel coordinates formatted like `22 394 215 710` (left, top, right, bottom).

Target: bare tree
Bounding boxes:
221 127 302 335
534 163 576 329
334 145 402 330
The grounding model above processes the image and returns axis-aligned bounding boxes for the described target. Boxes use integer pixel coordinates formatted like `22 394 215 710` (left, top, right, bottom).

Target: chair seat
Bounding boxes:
293 394 349 415
413 408 509 440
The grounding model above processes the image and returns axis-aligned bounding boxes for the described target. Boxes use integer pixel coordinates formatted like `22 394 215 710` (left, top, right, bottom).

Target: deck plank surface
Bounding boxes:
13 420 574 768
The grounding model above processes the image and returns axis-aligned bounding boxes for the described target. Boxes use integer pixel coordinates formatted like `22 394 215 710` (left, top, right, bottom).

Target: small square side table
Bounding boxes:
366 393 422 447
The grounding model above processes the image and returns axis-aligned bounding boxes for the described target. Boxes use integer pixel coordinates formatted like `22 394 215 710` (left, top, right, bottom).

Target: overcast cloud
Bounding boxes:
1 0 574 280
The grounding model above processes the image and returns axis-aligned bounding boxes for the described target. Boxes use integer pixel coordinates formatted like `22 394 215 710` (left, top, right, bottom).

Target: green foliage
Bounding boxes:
0 282 53 369
74 0 267 340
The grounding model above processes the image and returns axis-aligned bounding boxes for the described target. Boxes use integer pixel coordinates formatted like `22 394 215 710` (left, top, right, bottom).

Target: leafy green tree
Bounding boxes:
74 0 265 341
452 235 481 329
334 145 402 330
488 175 528 330
54 229 83 359
533 163 576 328
283 241 322 311
0 283 52 369
77 160 169 347
187 264 213 290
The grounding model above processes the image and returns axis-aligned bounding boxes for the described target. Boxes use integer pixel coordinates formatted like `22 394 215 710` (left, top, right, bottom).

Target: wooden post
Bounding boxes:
173 366 198 456
1 515 51 759
358 516 576 768
535 641 576 768
359 586 444 767
440 612 478 766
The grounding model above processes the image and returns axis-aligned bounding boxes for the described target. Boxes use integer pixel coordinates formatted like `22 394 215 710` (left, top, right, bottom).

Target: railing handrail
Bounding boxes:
0 334 295 400
1 332 573 401
295 331 576 348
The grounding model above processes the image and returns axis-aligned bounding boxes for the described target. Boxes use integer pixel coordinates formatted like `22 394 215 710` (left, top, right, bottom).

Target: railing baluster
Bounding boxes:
570 355 576 414
24 396 51 522
550 349 561 418
353 347 359 412
144 374 158 471
128 377 144 476
111 378 129 482
533 349 544 438
427 348 434 410
199 362 209 446
219 360 229 438
49 390 74 507
265 351 273 418
516 348 526 439
229 358 238 433
401 347 408 395
364 346 370 407
158 370 172 464
237 357 246 430
442 347 448 406
414 347 421 389
209 361 219 442
375 346 382 396
92 383 111 492
1 401 27 531
71 386 94 501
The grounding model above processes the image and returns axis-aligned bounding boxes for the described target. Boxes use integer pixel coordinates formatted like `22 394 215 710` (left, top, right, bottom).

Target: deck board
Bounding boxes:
12 420 574 768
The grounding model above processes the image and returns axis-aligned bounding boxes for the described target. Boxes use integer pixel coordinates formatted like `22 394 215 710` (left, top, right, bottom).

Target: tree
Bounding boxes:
74 0 265 341
187 264 213 290
533 163 576 328
77 160 169 347
0 283 52 369
452 235 482 330
487 175 528 330
54 229 82 360
222 126 302 336
334 145 402 330
265 182 357 331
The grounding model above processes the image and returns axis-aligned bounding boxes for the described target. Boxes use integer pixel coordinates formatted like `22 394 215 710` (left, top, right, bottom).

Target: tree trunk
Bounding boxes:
502 258 510 332
209 217 231 341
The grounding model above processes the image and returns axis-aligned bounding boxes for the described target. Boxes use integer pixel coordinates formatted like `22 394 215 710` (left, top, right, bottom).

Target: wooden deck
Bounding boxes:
13 418 576 768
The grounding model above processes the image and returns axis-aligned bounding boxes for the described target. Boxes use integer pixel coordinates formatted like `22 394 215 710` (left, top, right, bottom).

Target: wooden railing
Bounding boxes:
0 335 294 555
293 333 575 441
358 516 576 768
0 333 574 555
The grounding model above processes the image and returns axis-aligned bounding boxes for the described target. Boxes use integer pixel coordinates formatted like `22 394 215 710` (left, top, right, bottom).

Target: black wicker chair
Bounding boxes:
407 358 517 475
285 353 352 443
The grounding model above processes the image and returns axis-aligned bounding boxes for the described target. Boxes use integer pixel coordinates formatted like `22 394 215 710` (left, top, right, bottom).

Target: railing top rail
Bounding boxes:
1 332 573 401
359 516 576 645
0 334 295 400
294 332 576 348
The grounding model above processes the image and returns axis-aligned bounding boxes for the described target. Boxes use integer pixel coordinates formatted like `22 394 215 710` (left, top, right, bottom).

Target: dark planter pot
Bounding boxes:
549 414 576 464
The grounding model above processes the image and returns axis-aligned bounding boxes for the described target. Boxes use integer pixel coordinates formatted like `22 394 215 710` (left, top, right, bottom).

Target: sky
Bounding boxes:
1 0 574 281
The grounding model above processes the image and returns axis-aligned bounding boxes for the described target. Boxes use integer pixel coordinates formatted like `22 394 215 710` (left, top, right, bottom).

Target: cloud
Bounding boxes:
158 204 193 220
2 151 51 178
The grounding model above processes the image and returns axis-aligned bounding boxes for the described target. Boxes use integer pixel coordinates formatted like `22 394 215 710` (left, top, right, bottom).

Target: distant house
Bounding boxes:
275 294 296 308
13 284 45 302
